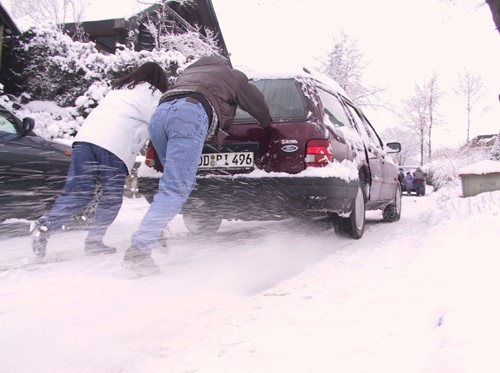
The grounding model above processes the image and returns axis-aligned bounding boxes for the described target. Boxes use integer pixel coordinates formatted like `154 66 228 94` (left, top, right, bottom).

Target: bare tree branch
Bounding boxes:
319 30 382 107
11 0 88 29
401 74 443 165
453 68 488 144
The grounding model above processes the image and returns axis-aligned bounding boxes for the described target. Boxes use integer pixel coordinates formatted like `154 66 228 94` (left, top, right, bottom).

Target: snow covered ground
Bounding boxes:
1 186 499 373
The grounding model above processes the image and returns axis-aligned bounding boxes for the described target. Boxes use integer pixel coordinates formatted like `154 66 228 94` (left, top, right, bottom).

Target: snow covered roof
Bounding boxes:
469 134 497 148
458 160 500 175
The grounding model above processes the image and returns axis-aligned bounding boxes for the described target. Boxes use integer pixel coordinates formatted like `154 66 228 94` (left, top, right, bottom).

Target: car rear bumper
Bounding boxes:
139 175 360 221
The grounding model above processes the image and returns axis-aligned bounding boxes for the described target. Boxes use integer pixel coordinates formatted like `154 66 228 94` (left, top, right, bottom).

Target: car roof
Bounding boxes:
243 65 350 100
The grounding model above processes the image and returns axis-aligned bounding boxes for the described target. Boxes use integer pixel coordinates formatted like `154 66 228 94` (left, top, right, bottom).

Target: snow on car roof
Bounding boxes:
240 64 349 99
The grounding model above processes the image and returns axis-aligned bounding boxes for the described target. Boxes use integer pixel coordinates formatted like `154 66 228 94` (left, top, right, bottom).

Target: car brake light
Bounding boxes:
145 145 157 168
305 139 333 167
64 151 72 157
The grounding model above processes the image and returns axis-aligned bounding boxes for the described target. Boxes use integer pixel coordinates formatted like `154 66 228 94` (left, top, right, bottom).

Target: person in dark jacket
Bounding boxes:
123 55 272 275
413 167 427 196
398 168 406 191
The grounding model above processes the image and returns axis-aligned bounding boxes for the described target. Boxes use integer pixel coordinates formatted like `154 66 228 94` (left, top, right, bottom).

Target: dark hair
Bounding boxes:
112 62 169 93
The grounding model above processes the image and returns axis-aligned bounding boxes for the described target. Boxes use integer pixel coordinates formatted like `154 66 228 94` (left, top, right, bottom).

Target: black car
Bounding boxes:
139 69 403 239
0 105 85 223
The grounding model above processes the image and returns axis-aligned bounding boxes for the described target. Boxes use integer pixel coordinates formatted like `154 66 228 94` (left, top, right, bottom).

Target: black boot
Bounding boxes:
85 238 117 255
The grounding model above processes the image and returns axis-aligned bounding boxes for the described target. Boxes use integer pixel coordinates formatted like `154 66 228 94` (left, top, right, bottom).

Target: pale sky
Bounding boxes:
210 0 500 146
3 0 500 146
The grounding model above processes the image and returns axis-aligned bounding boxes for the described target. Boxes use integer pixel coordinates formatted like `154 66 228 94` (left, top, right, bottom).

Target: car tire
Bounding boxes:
347 185 366 239
333 185 365 239
383 182 402 222
183 212 222 235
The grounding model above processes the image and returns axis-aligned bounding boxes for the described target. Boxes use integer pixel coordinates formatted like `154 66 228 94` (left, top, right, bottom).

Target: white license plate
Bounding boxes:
198 152 254 170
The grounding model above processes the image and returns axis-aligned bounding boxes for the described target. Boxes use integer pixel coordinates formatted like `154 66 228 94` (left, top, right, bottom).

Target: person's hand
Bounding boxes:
263 125 280 140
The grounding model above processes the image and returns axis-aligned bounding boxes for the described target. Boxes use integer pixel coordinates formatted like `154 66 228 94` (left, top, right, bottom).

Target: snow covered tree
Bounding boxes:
423 74 443 162
453 68 488 144
402 92 428 166
1 27 106 107
319 31 382 107
0 0 223 139
380 126 420 166
11 0 89 30
137 0 221 58
0 26 188 138
401 74 443 166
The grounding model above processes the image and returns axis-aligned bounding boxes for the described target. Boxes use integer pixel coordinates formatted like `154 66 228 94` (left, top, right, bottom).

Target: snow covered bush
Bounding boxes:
1 27 95 107
71 46 186 119
426 146 493 191
0 24 217 139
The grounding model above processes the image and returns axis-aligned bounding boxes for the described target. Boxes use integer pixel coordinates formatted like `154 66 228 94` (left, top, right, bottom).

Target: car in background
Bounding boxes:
400 166 418 195
0 105 96 224
139 68 403 239
400 165 430 195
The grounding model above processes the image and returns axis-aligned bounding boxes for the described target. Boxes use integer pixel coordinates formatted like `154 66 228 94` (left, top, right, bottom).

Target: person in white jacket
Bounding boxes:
31 62 169 257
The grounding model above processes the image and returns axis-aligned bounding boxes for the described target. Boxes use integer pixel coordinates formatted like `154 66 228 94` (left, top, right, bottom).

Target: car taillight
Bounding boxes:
64 151 72 157
305 139 333 167
145 145 157 168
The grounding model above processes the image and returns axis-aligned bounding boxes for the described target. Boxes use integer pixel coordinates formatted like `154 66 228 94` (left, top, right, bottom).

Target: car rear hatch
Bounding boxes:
198 78 330 177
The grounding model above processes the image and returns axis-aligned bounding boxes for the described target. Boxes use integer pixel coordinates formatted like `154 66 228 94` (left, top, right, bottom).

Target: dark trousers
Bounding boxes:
414 180 425 196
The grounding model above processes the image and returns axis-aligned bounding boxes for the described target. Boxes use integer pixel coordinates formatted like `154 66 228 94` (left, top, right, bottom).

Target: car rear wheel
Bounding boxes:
332 185 365 239
346 185 366 239
183 212 222 235
383 182 402 222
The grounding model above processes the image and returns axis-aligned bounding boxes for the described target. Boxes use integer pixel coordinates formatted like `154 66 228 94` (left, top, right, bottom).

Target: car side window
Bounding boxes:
0 115 17 134
317 88 351 128
344 102 383 149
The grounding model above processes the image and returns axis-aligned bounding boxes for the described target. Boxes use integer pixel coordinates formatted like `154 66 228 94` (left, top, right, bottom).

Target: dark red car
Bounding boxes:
139 69 402 239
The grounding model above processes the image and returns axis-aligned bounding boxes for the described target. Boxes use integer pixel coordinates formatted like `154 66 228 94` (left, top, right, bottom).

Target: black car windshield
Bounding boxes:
0 108 19 134
234 78 307 123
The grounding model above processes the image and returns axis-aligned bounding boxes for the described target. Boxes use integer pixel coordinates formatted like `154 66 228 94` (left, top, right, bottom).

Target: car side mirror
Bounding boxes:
21 117 35 136
385 142 401 153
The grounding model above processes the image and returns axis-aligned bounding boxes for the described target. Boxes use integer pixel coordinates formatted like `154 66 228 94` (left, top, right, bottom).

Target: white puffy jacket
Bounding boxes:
75 82 161 173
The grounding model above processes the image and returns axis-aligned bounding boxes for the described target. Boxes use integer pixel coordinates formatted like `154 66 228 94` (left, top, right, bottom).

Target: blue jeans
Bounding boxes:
42 142 128 241
131 98 209 254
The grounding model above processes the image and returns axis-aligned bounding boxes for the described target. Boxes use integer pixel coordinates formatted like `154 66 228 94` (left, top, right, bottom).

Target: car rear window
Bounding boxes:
234 78 307 123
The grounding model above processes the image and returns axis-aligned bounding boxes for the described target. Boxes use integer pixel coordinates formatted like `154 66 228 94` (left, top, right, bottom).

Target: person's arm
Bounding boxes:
233 70 272 128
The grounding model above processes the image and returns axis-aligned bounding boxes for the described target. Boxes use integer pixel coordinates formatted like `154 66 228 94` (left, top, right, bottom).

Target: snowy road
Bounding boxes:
1 188 499 372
